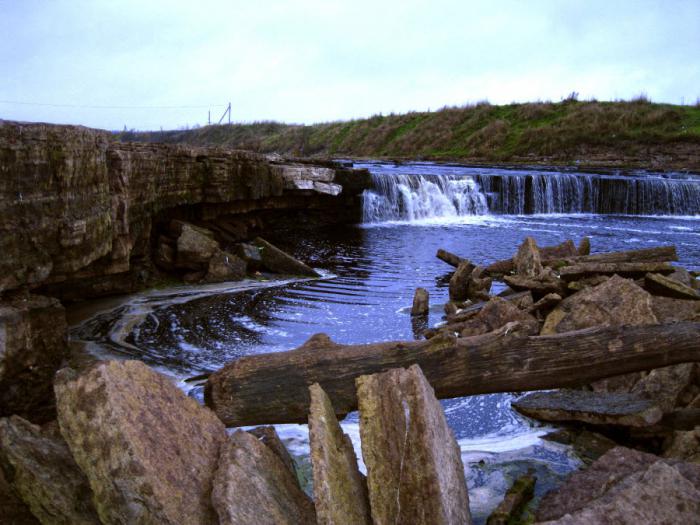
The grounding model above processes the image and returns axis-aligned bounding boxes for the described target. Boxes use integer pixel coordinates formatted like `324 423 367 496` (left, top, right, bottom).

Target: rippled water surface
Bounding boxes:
71 162 700 520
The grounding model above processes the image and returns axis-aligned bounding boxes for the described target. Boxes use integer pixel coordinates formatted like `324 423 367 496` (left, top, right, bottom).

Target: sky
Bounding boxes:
1 0 699 130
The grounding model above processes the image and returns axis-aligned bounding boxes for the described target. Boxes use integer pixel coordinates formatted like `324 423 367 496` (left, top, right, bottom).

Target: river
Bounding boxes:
69 161 700 522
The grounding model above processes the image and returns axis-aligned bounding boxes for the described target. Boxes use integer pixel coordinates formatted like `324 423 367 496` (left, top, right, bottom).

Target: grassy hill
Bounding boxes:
117 98 700 169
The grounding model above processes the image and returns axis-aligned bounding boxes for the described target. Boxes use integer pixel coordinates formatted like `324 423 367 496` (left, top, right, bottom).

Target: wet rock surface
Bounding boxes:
645 271 700 300
252 237 320 277
0 416 99 525
308 383 371 525
357 364 472 525
513 389 663 427
212 430 316 525
54 360 226 525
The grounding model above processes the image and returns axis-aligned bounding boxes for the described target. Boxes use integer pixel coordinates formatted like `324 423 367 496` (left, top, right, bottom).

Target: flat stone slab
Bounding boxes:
513 389 663 427
645 272 700 300
558 261 674 281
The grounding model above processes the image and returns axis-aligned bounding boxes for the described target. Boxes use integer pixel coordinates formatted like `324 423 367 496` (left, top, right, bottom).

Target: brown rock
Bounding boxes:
448 260 477 301
0 416 99 524
663 427 700 463
176 223 220 269
536 446 700 522
308 383 371 525
651 295 700 322
0 294 67 423
356 365 471 525
212 430 316 525
0 467 39 525
541 275 657 335
512 389 663 427
252 237 320 277
576 236 590 256
513 237 542 277
54 360 226 525
539 461 700 524
459 297 539 337
558 261 675 281
486 473 535 525
248 426 298 480
632 363 696 412
233 242 263 271
503 271 565 298
205 250 246 282
527 292 562 314
645 272 700 300
411 287 430 316
154 238 176 271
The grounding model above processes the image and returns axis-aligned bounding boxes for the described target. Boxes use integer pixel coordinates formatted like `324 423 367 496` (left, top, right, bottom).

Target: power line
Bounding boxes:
0 99 226 110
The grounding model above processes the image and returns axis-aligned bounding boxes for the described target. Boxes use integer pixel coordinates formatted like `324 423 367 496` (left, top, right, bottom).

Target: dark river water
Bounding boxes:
70 161 700 520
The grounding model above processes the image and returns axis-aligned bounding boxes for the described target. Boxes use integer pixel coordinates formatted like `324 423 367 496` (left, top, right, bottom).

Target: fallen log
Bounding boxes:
558 262 674 281
204 322 700 427
485 245 678 277
436 249 466 268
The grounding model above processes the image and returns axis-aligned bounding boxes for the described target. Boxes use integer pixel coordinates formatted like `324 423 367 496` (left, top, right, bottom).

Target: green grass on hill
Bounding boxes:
116 99 700 166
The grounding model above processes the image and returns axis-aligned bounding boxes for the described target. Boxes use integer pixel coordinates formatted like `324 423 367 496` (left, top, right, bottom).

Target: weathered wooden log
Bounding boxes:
485 245 678 277
204 322 700 427
436 249 466 268
558 262 674 281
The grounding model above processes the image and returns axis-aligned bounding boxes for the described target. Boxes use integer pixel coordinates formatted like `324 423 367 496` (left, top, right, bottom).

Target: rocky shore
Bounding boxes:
2 119 700 523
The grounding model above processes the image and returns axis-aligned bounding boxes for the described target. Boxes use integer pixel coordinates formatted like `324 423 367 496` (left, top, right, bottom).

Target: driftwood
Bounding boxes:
485 245 678 277
436 249 465 268
205 322 700 426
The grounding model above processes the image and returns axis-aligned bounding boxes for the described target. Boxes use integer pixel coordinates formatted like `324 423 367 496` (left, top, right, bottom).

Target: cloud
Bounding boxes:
1 0 698 129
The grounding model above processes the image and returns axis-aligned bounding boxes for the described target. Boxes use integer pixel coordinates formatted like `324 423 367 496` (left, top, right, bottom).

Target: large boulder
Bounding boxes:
252 237 320 277
204 250 246 283
651 295 700 322
356 364 471 525
176 223 220 270
536 446 700 522
0 293 67 423
248 426 298 480
645 272 700 300
54 360 227 525
308 383 371 525
212 430 316 525
0 416 99 524
541 275 657 335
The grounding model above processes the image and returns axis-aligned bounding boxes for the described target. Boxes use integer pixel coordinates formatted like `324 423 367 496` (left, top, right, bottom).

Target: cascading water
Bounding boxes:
362 172 488 222
359 162 700 221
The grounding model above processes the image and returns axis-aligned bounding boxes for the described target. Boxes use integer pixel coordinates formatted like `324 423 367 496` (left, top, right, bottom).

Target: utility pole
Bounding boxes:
208 110 211 125
216 102 232 125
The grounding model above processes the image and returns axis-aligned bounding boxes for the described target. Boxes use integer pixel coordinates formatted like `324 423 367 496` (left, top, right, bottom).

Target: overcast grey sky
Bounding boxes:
1 0 699 130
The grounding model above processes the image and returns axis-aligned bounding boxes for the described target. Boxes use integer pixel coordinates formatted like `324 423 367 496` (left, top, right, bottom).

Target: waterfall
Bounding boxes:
362 172 488 222
360 163 700 223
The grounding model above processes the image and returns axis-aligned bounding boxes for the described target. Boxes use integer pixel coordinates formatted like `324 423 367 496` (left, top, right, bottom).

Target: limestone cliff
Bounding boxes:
0 120 370 297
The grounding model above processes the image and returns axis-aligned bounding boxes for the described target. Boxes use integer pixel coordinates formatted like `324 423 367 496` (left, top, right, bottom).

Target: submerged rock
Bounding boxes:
356 364 471 525
0 416 99 525
486 472 535 525
308 383 371 525
536 446 700 522
212 430 316 525
512 389 663 427
541 274 657 335
54 360 226 525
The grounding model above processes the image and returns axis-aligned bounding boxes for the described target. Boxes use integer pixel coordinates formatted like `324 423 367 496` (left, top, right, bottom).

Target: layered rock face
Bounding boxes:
0 120 369 298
